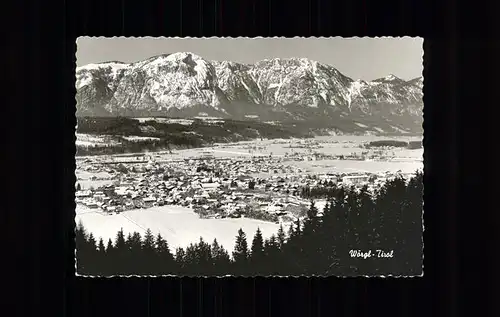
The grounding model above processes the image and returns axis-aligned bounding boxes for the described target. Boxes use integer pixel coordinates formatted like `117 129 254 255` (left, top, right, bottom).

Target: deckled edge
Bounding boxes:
420 37 425 278
73 38 78 277
74 36 425 279
76 36 422 40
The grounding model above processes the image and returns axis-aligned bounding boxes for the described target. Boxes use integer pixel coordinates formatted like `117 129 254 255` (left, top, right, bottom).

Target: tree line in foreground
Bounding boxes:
76 171 423 276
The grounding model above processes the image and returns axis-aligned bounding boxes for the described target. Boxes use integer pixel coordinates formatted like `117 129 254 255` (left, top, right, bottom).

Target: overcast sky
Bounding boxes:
76 37 423 81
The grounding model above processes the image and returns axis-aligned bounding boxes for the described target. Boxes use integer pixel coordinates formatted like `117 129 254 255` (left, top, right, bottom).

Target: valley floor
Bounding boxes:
75 135 423 253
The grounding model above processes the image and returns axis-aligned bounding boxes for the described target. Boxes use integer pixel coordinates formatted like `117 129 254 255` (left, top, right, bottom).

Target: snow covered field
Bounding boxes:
76 133 121 147
75 135 423 174
202 136 421 155
289 159 421 174
76 205 281 254
159 135 423 174
75 170 115 189
121 136 161 142
134 117 193 125
133 117 224 125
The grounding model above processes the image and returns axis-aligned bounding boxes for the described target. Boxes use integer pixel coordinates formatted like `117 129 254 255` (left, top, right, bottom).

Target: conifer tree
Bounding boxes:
250 228 265 272
306 200 319 219
283 218 304 275
276 224 286 250
106 238 114 265
211 239 231 275
115 228 126 249
96 238 106 274
142 229 156 274
175 247 186 275
232 228 249 274
155 233 174 274
400 171 423 275
302 200 324 273
85 233 98 275
125 232 133 245
313 198 335 272
184 243 199 275
97 238 106 253
322 189 349 274
262 235 280 275
112 228 127 274
267 235 278 251
75 221 89 274
87 233 97 250
127 232 143 274
251 228 264 257
143 229 155 251
194 237 213 275
376 177 406 257
381 176 408 274
358 185 375 243
287 222 294 239
106 238 114 251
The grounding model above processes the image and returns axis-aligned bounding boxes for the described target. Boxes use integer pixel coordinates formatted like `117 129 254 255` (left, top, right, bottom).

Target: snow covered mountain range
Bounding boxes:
75 52 423 132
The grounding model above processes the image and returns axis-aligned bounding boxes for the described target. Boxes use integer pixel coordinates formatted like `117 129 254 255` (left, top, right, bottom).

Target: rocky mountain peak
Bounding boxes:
75 52 423 134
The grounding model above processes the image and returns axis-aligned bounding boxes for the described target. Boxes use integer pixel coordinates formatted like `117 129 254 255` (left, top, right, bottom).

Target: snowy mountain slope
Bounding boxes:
75 52 423 133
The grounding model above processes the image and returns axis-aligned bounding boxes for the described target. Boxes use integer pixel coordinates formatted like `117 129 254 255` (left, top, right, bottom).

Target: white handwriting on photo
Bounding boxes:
349 250 394 259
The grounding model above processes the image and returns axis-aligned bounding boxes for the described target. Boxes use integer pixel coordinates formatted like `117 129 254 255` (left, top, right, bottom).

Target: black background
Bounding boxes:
4 0 498 315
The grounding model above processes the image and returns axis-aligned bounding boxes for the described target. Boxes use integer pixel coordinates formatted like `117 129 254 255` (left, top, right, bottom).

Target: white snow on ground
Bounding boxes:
76 133 121 147
75 170 113 180
193 117 225 124
134 117 169 124
170 119 194 125
207 149 285 157
121 136 161 142
133 118 193 125
75 170 114 190
77 180 114 190
354 122 368 128
289 159 422 174
76 205 281 255
76 141 98 147
314 199 328 215
391 125 409 134
372 127 385 133
76 133 105 143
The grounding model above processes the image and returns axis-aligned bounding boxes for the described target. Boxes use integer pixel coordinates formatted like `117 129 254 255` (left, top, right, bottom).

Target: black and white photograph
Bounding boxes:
74 37 424 277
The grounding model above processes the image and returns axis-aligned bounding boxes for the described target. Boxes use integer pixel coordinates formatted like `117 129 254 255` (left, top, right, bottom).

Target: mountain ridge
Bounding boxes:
75 52 423 134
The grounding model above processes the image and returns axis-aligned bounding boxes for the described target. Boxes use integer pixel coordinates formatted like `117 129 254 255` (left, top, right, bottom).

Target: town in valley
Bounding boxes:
74 37 424 276
76 133 423 224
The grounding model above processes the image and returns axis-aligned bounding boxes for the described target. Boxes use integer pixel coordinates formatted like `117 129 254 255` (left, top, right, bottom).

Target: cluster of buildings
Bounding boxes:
75 153 414 220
